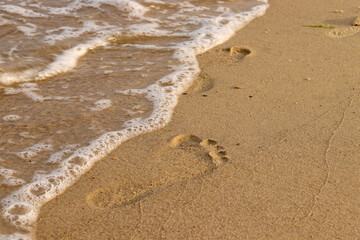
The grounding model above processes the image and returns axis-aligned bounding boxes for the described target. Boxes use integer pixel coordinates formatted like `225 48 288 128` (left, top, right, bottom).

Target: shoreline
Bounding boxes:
36 0 360 239
0 2 269 238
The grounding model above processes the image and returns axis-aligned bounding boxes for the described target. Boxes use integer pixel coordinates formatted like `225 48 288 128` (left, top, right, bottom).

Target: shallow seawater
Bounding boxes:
0 0 268 238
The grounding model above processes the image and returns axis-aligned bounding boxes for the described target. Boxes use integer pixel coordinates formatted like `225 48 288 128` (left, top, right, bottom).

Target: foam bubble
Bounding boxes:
4 83 44 101
102 0 149 17
127 23 170 36
0 5 47 18
16 142 53 160
48 145 79 164
0 169 26 187
123 105 145 116
0 232 31 240
2 115 21 121
17 23 38 37
19 132 36 139
89 99 112 111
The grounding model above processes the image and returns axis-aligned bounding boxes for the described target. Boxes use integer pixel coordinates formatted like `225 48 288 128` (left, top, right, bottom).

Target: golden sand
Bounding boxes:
36 0 360 239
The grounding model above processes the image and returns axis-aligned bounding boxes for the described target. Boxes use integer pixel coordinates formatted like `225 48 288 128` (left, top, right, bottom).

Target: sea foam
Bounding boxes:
0 0 269 239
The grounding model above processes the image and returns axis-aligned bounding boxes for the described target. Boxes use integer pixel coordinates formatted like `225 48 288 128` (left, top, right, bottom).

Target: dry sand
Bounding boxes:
36 0 360 239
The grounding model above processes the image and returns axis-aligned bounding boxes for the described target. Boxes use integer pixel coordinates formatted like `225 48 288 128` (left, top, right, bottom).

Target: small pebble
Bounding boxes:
249 95 253 98
234 86 243 89
305 77 311 81
182 92 188 95
202 94 208 97
339 10 344 13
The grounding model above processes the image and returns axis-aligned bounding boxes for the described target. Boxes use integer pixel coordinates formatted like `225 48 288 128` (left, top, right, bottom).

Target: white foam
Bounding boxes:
215 6 231 13
178 4 209 13
0 5 47 18
4 83 76 102
7 45 19 61
0 69 39 86
4 83 44 101
102 0 149 17
19 132 36 139
123 105 145 116
42 0 148 18
144 0 165 3
0 15 11 25
0 0 269 238
17 23 38 37
16 142 53 160
90 99 112 111
126 23 170 36
38 39 108 79
48 145 79 164
45 21 113 45
0 39 108 86
0 168 26 187
2 115 21 121
0 232 31 240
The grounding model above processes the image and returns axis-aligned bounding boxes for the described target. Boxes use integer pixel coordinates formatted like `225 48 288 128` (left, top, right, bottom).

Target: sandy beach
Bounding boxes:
35 0 360 239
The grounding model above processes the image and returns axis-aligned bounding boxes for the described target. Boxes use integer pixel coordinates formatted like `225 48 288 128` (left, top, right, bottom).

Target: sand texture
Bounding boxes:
36 0 360 239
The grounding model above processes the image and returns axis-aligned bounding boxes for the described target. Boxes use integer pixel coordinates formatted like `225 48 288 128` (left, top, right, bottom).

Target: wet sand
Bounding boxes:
36 0 360 239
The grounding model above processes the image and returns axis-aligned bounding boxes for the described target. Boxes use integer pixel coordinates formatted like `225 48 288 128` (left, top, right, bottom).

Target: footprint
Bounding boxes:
216 46 252 65
225 46 252 58
86 188 113 209
86 184 154 209
327 26 360 38
225 46 252 59
186 73 215 93
86 135 229 209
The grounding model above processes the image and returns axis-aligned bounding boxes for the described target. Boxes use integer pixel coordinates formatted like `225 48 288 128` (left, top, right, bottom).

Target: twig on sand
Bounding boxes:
305 24 334 29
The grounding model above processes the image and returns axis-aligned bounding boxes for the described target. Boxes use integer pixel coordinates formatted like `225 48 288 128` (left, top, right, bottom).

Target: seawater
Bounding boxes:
0 0 268 239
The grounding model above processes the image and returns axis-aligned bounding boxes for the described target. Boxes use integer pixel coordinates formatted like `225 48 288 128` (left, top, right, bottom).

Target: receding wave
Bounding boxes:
0 0 269 239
